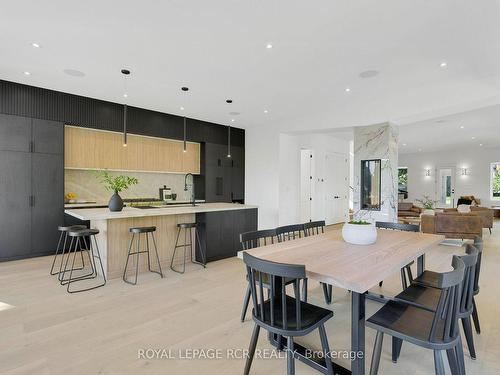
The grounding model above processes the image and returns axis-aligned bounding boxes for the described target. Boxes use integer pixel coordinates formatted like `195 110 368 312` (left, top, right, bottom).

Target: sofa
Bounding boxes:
421 212 482 239
443 206 493 233
398 202 422 218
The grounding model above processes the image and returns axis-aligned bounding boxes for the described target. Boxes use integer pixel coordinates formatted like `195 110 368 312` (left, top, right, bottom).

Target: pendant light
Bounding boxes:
121 69 131 147
181 86 189 152
226 99 233 158
227 125 231 158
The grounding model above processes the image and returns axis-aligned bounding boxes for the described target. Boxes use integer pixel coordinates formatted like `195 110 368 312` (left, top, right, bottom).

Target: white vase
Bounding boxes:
422 209 435 216
342 223 378 245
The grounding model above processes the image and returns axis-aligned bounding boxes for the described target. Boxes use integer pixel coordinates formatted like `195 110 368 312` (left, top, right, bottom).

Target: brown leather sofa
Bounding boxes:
421 212 482 239
398 202 422 218
443 206 493 233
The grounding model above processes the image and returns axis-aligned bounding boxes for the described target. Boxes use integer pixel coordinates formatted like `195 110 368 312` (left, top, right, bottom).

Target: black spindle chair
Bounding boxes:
303 220 333 305
367 256 466 375
471 236 483 334
276 224 305 242
240 229 297 322
376 221 419 289
398 244 479 360
243 252 334 375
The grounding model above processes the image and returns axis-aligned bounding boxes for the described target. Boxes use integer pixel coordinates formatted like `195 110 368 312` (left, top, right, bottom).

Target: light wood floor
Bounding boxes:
1 225 500 375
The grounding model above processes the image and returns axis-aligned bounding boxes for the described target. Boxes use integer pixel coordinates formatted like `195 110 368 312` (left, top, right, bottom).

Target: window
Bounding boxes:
398 167 408 199
491 162 500 200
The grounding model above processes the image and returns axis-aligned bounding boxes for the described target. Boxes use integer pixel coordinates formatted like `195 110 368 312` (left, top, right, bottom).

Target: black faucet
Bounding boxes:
184 173 196 206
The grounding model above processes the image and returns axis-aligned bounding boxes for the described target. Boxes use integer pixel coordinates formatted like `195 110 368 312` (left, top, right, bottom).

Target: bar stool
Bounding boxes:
170 222 206 274
61 228 106 293
123 226 163 285
50 225 87 276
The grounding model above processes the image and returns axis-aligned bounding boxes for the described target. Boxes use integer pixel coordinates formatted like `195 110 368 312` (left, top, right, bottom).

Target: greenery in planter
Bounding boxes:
348 220 371 225
95 171 138 194
415 195 438 210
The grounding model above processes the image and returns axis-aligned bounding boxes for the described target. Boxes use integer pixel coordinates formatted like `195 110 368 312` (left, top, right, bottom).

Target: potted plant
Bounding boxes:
416 195 438 216
96 171 138 212
342 211 377 245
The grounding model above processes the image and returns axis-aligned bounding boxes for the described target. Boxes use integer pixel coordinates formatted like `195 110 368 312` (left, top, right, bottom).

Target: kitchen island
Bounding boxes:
65 203 258 279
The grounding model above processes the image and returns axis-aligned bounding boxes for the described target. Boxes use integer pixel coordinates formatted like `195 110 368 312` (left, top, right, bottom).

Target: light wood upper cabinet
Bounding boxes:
64 126 200 174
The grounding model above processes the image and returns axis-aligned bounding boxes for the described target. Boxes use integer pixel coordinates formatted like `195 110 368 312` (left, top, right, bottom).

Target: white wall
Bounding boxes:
399 146 500 207
245 128 350 229
278 133 350 225
245 126 281 229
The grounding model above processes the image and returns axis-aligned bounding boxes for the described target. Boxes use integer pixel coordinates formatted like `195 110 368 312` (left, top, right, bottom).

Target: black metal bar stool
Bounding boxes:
61 228 106 293
50 225 87 276
123 226 163 285
170 222 206 274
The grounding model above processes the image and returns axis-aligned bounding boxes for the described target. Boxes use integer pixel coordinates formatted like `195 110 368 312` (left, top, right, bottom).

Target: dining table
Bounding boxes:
238 228 445 375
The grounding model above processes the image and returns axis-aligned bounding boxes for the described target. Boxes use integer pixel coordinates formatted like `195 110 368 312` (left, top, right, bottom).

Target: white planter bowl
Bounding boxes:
342 223 377 245
422 209 435 216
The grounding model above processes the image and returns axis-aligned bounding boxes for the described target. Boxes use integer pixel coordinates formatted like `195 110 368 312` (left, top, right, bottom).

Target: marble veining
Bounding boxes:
353 123 399 222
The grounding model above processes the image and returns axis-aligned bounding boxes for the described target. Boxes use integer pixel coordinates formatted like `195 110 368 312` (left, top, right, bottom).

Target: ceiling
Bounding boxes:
1 1 500 133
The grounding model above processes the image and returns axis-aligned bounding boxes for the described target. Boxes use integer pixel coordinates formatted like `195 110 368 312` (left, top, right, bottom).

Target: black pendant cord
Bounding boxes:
123 104 127 146
183 116 187 152
227 125 231 157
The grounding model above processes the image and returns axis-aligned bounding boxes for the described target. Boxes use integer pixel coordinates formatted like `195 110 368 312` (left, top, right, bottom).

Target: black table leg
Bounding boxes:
351 292 365 375
417 254 425 277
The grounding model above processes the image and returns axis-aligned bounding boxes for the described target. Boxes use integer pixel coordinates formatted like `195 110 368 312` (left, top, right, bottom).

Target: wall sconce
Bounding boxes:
425 169 431 177
461 168 468 176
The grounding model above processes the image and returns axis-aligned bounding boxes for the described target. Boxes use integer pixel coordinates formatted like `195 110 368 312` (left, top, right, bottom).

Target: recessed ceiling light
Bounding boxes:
440 62 447 68
345 88 351 92
471 136 476 140
418 148 422 152
264 110 269 114
231 119 235 122
460 125 464 129
31 42 40 48
402 143 407 146
480 143 483 146
266 43 273 49
24 71 31 76
180 106 185 111
123 94 128 98
63 69 85 77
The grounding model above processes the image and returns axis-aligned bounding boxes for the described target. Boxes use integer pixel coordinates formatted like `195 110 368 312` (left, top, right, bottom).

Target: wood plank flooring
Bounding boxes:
1 225 500 374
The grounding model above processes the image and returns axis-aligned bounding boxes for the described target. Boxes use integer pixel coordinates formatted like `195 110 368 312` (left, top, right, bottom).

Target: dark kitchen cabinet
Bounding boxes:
32 119 64 154
196 208 257 262
31 153 64 256
203 142 245 203
0 114 64 261
0 151 32 259
0 114 31 152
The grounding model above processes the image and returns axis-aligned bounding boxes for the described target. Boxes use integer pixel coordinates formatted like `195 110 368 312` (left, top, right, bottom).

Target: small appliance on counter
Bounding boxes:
159 185 173 202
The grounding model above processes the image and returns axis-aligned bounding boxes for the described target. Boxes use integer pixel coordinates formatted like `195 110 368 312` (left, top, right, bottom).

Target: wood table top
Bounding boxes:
237 229 445 294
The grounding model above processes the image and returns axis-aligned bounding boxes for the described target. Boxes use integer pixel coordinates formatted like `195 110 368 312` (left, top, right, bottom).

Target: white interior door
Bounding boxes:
436 167 456 208
324 152 349 224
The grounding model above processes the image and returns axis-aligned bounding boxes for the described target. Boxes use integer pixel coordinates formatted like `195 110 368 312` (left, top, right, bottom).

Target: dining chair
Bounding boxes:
367 255 466 375
243 252 334 375
240 229 297 322
375 221 419 289
400 244 479 359
276 224 305 242
303 220 333 305
471 236 483 334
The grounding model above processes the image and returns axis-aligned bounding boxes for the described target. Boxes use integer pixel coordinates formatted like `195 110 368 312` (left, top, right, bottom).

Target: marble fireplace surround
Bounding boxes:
353 123 399 222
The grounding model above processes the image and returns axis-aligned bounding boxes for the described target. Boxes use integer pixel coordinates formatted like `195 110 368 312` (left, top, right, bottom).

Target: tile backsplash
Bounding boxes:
65 169 192 202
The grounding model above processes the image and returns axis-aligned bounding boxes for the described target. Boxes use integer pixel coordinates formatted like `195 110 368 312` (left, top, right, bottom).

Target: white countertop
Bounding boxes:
65 202 258 221
64 199 204 209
